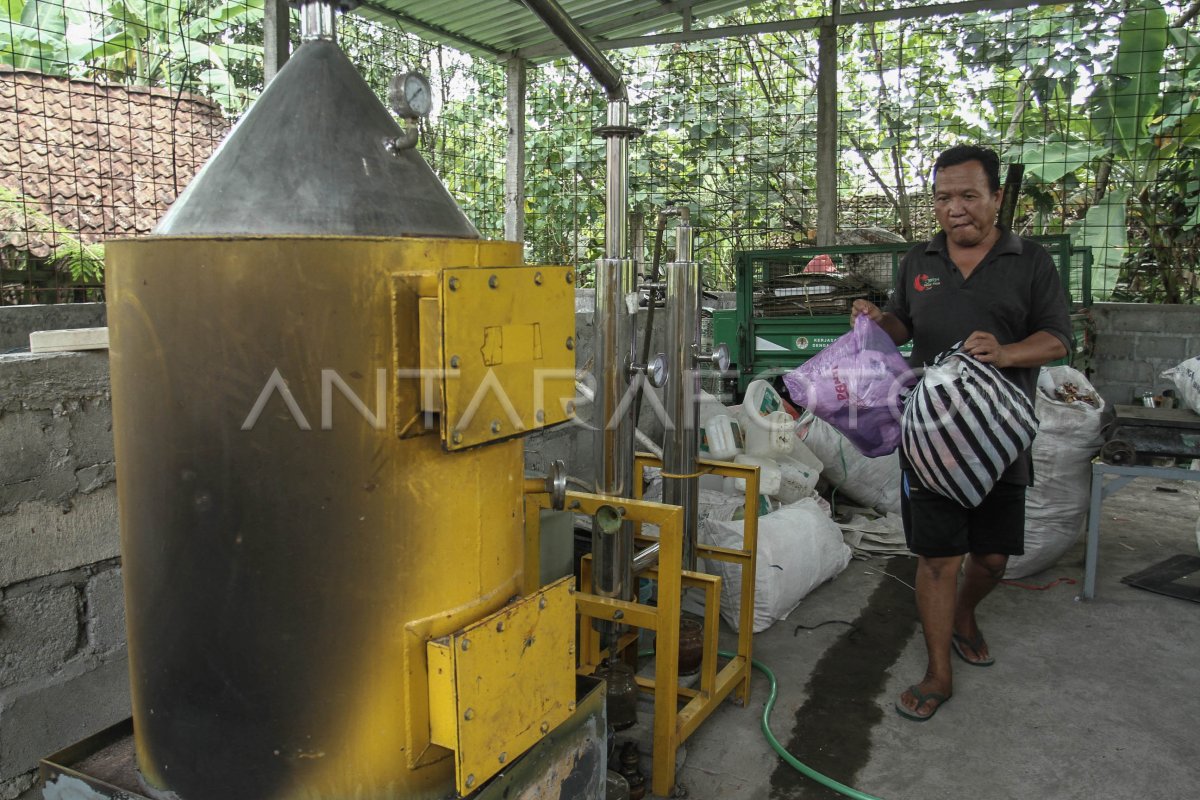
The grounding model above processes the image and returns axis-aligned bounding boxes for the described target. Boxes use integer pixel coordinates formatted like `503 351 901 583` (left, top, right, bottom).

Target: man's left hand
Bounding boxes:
963 331 1009 367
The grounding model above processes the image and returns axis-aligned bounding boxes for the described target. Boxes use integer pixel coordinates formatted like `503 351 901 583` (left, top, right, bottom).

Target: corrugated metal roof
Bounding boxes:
356 0 758 61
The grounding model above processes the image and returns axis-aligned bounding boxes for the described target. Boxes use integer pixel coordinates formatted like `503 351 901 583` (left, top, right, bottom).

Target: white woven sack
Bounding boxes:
1161 356 1200 414
698 497 851 633
902 347 1038 508
798 412 901 514
1006 367 1105 578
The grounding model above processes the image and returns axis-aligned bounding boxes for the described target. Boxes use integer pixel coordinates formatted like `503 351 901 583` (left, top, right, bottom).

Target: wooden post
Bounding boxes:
816 4 840 246
505 57 528 244
264 0 291 84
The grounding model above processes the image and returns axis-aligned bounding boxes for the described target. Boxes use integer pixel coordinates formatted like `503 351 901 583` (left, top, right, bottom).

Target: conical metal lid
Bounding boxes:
155 39 480 238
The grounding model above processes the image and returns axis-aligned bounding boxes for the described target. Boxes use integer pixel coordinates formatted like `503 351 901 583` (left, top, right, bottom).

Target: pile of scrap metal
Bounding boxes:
754 271 880 317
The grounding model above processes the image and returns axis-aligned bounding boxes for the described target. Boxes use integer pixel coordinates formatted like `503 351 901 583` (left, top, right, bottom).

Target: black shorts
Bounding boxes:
900 469 1026 558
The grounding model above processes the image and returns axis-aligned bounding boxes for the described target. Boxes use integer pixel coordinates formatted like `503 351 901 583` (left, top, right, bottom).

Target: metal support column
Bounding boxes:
264 0 291 83
662 219 700 571
815 4 839 246
505 57 528 244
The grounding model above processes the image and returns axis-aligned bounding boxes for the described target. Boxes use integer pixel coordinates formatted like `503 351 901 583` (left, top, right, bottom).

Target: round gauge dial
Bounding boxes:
389 71 433 118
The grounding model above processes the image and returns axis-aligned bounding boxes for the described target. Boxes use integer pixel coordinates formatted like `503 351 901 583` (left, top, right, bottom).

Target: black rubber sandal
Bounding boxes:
952 630 996 667
895 685 951 721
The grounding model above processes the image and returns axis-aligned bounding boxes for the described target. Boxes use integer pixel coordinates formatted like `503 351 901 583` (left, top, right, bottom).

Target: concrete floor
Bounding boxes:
621 475 1200 800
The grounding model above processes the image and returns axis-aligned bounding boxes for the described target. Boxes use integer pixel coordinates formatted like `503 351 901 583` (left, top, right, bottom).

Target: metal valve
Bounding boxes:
629 353 668 389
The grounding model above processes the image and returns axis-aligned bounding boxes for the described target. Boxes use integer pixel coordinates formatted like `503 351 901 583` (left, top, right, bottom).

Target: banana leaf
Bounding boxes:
1088 0 1168 160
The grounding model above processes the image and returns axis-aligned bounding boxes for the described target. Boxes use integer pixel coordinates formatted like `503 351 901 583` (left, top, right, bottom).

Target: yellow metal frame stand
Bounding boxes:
524 455 760 797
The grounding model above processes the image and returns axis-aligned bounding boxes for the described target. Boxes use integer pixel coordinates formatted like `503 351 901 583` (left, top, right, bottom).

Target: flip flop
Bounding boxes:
894 685 951 722
952 630 995 667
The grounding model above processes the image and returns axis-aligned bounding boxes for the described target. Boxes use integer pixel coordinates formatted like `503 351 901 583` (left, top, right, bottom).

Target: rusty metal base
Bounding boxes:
40 677 606 800
40 719 149 800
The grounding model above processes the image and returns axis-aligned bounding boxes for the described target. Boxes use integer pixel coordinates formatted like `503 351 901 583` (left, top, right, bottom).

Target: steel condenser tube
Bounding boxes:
604 100 629 261
592 101 635 615
662 219 700 571
522 0 639 630
591 255 636 608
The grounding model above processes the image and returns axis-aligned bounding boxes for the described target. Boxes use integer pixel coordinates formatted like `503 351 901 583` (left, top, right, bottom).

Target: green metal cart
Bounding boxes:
711 235 1093 398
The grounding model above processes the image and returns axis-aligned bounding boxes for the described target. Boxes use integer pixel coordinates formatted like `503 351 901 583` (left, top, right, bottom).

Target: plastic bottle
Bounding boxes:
721 454 782 497
790 434 824 473
702 414 744 460
742 379 786 418
775 454 820 504
741 409 796 458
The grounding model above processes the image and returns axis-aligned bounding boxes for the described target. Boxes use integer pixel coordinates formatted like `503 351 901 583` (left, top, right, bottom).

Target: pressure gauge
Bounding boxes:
388 71 433 119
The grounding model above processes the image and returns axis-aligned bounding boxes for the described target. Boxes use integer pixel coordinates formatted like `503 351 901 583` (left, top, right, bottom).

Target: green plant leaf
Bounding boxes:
66 30 137 64
1 0 25 21
187 0 260 39
1018 141 1104 183
1074 189 1129 301
1088 0 1168 160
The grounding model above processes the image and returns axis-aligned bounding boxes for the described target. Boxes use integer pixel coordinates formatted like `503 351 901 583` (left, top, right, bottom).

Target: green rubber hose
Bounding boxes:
717 649 884 800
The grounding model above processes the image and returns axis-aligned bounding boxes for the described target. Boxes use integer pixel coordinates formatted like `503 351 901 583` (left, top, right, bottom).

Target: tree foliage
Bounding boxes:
0 0 262 112
3 1 1200 301
0 184 105 282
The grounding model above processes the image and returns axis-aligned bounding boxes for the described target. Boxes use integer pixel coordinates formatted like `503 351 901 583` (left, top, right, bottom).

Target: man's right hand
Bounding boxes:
851 300 910 346
852 299 882 321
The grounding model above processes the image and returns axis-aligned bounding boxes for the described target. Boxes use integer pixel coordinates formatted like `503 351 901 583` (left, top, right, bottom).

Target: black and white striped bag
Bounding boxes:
901 344 1038 508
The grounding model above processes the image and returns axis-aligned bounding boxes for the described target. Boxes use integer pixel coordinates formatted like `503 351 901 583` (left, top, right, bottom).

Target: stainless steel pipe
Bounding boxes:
298 0 337 42
523 0 639 634
575 380 662 459
521 0 626 100
593 98 636 618
604 99 629 260
662 214 701 572
590 255 637 609
631 542 660 575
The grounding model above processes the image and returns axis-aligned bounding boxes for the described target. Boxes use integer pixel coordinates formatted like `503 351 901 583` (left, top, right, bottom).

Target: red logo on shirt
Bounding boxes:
913 274 941 292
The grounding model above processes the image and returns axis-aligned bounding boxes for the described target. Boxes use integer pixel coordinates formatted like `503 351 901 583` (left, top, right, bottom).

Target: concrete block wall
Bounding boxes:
0 347 127 799
0 304 106 354
1088 303 1200 407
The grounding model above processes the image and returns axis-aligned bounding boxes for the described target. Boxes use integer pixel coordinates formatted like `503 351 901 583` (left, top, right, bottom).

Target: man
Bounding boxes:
851 145 1072 721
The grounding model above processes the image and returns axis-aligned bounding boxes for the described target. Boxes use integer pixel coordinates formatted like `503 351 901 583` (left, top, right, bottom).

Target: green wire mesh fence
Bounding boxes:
0 0 507 304
2 0 1198 304
527 1 1200 303
337 14 508 238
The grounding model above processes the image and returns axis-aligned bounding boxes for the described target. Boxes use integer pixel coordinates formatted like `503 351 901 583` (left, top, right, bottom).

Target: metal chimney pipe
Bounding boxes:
591 96 638 618
523 0 640 636
603 99 630 260
298 0 338 42
662 211 700 572
521 0 626 101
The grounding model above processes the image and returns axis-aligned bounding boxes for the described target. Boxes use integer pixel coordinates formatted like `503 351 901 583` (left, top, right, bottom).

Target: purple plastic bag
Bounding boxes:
783 316 915 457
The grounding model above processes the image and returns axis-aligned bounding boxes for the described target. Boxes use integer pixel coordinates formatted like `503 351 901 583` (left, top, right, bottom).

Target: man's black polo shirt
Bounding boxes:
884 228 1073 485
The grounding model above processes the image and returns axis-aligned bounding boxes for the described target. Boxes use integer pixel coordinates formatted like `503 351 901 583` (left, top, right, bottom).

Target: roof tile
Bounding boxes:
1 65 229 250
